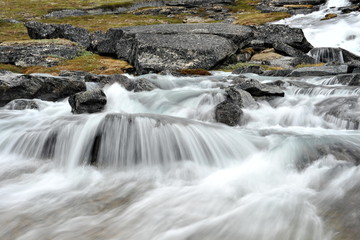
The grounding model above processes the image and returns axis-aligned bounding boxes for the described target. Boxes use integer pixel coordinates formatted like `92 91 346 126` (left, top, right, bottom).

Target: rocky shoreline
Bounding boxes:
1 0 360 127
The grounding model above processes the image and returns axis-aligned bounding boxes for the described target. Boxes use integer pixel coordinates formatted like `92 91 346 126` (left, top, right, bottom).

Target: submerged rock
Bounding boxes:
0 72 86 106
315 96 360 130
232 77 285 98
68 89 107 114
5 99 39 110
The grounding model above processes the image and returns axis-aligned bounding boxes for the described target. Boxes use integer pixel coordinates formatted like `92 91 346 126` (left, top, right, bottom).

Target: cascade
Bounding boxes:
1 0 360 239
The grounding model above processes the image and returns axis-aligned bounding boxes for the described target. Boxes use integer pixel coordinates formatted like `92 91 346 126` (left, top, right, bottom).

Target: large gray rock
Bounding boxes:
333 74 360 86
252 24 313 54
68 89 107 114
25 21 92 49
124 33 237 74
0 40 81 67
98 23 253 54
0 72 86 106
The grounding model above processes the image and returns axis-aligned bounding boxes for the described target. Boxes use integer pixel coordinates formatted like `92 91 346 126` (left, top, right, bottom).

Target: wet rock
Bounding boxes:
315 96 360 130
332 74 360 86
85 74 131 88
262 69 293 77
308 47 360 64
5 99 39 110
321 13 337 21
68 89 107 114
0 72 86 106
289 65 350 77
215 86 257 126
232 77 285 98
232 66 264 75
129 78 157 92
25 21 92 49
0 40 81 67
215 101 242 126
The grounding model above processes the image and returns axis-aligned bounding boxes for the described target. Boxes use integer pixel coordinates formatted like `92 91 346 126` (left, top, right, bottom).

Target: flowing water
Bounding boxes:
2 1 360 240
275 0 360 56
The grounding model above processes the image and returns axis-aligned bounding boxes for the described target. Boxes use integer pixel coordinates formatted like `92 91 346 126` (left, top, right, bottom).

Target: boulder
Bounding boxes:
5 99 39 110
117 33 237 74
288 65 350 77
0 72 86 106
262 69 293 76
215 101 242 126
214 86 257 126
25 21 92 49
0 40 81 67
68 89 107 114
97 23 253 55
252 24 313 53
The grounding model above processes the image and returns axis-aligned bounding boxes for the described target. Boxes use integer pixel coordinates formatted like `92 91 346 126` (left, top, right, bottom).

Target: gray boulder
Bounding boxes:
0 40 81 67
251 24 313 55
215 86 257 126
125 33 237 74
68 89 107 114
215 101 242 126
5 99 39 110
0 72 86 106
25 21 92 49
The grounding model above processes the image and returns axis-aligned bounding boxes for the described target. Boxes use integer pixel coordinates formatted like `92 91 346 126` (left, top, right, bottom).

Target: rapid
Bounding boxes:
1 0 360 240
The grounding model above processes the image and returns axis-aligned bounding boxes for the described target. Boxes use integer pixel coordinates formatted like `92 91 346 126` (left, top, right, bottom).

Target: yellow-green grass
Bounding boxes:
41 14 183 32
0 0 174 20
0 54 133 75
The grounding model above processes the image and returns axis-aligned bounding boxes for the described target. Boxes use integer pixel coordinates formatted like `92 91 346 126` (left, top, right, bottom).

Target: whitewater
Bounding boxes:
1 0 360 240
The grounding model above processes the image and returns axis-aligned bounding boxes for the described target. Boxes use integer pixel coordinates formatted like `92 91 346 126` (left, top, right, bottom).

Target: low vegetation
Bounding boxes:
0 54 133 75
